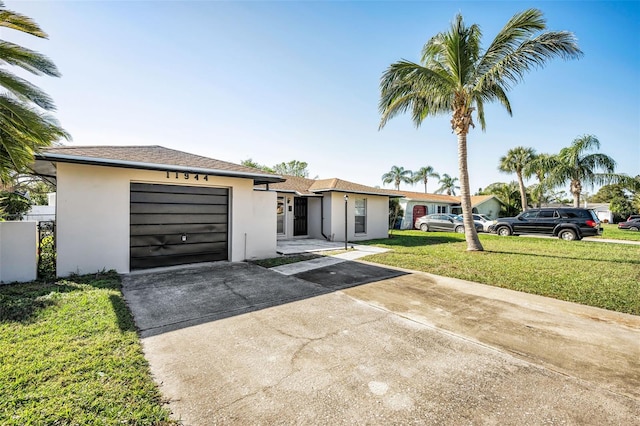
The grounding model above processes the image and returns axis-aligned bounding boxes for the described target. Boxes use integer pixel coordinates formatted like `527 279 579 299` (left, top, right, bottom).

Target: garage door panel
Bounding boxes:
130 232 227 247
130 203 228 215
130 213 228 225
130 252 228 270
130 183 228 270
131 191 228 205
130 241 227 258
130 223 228 236
132 183 228 196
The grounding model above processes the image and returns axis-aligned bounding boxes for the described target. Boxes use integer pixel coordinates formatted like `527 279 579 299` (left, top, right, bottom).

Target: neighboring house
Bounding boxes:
33 145 284 276
23 193 56 222
265 175 399 242
586 203 613 223
392 190 503 229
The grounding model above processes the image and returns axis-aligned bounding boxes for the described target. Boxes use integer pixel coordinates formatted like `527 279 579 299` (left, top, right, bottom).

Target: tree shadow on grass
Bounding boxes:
0 271 121 323
364 233 464 248
485 249 640 266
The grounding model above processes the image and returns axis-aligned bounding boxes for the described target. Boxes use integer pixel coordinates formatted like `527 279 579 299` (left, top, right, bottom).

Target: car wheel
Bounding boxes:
420 223 429 232
497 226 512 236
455 225 465 234
558 229 578 241
630 226 639 231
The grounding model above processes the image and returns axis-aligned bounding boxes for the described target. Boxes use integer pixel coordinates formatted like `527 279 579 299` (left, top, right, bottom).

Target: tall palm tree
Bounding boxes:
546 135 618 207
381 165 413 190
412 166 440 193
435 174 460 196
0 1 69 183
379 9 582 251
498 146 536 211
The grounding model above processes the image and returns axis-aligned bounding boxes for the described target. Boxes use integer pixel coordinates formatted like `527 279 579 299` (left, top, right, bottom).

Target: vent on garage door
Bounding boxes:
130 183 228 270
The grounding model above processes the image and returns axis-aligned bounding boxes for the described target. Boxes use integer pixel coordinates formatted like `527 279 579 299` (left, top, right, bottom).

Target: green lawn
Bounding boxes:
0 272 174 425
361 231 640 315
594 223 640 241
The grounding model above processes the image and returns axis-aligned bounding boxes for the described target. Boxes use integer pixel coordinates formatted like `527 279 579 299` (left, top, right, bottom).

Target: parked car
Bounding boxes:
626 214 640 222
458 213 495 232
487 208 602 241
618 218 640 231
415 214 483 233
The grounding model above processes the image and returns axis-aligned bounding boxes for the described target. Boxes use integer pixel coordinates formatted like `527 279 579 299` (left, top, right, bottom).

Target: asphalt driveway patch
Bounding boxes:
293 260 408 291
122 262 329 338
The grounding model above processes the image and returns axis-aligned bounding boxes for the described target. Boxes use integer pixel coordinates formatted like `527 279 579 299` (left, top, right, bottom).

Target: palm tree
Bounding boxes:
379 9 582 251
435 174 460 196
524 152 556 207
0 1 69 183
412 166 440 193
546 135 618 207
498 146 536 211
381 165 413 190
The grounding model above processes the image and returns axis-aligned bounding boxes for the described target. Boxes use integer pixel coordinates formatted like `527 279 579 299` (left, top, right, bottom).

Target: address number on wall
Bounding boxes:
166 171 209 181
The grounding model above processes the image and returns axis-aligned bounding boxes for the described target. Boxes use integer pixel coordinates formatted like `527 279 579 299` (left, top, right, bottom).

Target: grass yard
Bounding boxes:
0 272 174 425
594 223 640 242
360 230 640 316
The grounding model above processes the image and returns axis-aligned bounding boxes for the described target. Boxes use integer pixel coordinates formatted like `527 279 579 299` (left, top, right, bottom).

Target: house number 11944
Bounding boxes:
166 171 208 181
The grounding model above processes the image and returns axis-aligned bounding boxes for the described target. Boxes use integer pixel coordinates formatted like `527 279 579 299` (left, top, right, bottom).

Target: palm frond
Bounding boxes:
0 3 48 38
0 41 60 77
0 69 56 110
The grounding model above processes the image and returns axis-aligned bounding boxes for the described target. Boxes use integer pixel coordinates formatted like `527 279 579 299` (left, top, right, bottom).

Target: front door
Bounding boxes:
293 198 308 236
412 205 427 229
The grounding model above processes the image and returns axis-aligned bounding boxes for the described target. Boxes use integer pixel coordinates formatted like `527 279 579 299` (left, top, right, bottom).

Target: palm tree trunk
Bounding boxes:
571 179 582 207
517 171 528 211
457 132 483 251
424 180 427 193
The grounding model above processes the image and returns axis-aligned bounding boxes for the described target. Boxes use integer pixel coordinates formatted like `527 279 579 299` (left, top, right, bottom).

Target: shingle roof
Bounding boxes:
34 145 284 184
269 175 399 197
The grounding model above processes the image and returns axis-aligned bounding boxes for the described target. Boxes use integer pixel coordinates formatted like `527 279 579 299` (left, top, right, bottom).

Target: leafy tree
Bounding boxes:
546 135 619 207
481 181 521 216
240 158 275 174
272 160 311 178
0 190 30 220
435 174 460 196
379 9 582 251
412 166 440 193
0 1 69 183
381 165 413 190
499 146 535 211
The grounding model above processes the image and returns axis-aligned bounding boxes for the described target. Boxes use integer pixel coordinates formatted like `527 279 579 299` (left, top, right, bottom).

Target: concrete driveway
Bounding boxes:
122 262 640 425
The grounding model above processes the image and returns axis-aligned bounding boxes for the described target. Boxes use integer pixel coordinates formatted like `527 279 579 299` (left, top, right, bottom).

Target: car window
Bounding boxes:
566 210 590 218
520 211 538 220
537 210 556 218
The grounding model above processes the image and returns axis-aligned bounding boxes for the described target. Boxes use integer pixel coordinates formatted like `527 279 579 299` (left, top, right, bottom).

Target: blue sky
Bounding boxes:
7 1 640 194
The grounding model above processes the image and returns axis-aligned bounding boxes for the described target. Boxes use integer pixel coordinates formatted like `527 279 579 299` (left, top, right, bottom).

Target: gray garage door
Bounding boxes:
130 183 228 270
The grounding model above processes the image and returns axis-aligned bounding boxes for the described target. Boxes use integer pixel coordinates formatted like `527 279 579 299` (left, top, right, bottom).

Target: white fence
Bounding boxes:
0 221 37 283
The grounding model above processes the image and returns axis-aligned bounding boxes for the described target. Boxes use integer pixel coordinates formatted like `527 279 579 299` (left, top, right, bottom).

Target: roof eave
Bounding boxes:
35 153 285 185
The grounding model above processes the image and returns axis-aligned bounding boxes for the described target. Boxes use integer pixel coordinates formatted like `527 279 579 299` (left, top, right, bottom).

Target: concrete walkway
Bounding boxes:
127 262 640 425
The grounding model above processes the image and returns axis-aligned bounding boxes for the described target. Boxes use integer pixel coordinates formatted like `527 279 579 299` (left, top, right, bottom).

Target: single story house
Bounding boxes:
33 145 285 276
392 190 503 229
264 175 399 242
32 145 398 277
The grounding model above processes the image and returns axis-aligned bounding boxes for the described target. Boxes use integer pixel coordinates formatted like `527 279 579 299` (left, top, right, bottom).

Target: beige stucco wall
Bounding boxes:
247 190 277 259
474 198 501 219
56 163 275 276
0 221 37 283
328 192 389 242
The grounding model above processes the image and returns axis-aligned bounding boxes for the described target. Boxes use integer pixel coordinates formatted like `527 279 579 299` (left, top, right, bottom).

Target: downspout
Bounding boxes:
320 196 329 240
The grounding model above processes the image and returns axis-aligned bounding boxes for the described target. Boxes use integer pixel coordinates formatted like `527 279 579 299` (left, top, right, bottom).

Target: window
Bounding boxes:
277 197 285 234
538 210 557 218
437 205 447 213
355 198 366 234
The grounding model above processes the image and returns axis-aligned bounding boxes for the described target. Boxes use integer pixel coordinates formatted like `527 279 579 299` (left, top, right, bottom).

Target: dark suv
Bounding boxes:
488 208 602 241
